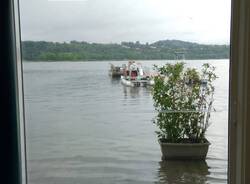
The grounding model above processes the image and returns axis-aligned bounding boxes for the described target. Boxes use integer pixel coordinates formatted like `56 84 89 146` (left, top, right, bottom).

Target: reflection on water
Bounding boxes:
158 161 209 184
111 77 143 98
23 60 228 184
122 85 152 99
110 77 121 85
123 86 141 98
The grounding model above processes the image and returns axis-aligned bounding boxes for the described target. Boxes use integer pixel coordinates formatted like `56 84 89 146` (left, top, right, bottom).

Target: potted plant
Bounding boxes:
152 62 217 160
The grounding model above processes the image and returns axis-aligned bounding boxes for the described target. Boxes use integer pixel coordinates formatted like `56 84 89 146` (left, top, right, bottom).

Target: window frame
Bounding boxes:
0 0 27 184
2 0 250 183
229 0 250 183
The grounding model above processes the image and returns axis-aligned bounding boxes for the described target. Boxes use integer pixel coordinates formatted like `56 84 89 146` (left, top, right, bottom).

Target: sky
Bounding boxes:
19 0 231 44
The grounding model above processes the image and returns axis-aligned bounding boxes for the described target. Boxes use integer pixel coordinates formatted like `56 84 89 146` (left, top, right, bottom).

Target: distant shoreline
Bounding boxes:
22 40 229 61
22 59 229 63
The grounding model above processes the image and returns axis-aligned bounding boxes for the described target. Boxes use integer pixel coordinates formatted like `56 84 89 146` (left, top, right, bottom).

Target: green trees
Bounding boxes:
152 63 217 143
21 40 229 61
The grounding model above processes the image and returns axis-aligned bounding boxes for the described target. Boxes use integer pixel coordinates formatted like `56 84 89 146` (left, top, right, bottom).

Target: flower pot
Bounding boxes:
159 139 210 160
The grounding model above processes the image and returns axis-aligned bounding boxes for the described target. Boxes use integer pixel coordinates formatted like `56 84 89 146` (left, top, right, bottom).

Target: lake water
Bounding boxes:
23 60 228 184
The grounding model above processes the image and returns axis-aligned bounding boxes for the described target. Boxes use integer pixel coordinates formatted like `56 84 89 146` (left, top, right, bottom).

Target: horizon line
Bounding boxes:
21 39 230 45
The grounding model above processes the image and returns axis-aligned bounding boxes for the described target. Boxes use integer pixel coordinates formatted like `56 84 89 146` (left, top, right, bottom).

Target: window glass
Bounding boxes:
20 0 230 183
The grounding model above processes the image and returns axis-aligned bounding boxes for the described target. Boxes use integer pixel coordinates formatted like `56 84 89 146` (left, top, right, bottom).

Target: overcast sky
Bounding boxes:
19 0 231 44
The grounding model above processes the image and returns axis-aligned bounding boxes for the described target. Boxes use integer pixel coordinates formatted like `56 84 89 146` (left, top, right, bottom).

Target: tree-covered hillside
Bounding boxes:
21 40 229 61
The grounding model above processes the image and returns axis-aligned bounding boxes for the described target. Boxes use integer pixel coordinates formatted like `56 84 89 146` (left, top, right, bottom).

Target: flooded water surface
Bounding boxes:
23 60 228 184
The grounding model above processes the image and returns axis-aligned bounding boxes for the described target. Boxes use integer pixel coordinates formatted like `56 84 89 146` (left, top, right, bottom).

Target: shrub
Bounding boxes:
152 62 217 143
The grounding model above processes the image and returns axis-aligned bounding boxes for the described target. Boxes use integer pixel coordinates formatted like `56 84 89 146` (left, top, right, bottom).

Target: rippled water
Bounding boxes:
23 60 228 184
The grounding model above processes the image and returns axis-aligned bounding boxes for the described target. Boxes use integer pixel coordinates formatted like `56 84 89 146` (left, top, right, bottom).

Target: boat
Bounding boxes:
120 61 154 87
109 64 123 77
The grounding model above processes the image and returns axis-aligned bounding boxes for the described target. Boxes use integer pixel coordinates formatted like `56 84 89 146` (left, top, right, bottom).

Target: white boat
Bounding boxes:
120 61 154 87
